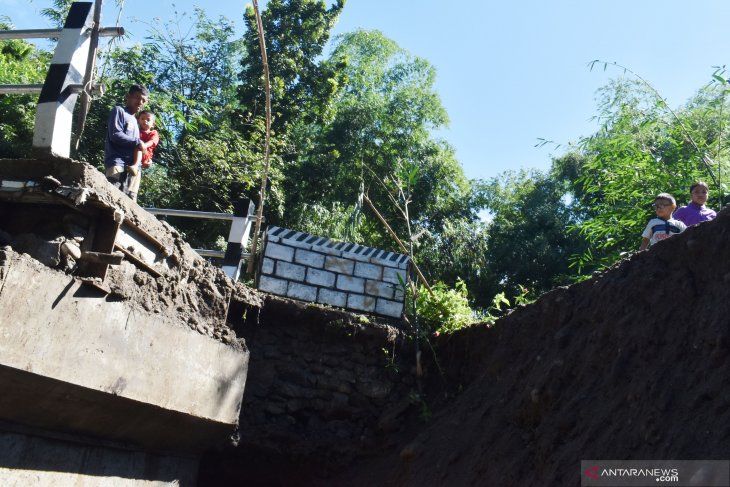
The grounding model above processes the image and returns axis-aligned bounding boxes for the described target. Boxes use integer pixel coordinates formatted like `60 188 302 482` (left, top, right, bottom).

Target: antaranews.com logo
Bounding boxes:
580 460 729 486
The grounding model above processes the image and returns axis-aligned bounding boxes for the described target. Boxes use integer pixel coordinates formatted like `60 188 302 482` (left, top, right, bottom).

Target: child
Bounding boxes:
639 193 687 251
673 181 716 227
125 110 159 202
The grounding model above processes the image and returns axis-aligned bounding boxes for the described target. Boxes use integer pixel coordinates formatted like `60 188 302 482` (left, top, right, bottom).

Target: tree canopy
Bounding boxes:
556 77 730 271
237 0 345 141
2 3 729 313
282 30 471 245
0 19 51 158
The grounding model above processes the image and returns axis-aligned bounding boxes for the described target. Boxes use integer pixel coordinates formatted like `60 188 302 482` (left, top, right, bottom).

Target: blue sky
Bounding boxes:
4 0 730 181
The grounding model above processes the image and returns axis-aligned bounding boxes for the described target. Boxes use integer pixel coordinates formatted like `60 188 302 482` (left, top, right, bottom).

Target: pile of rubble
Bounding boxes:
0 157 262 344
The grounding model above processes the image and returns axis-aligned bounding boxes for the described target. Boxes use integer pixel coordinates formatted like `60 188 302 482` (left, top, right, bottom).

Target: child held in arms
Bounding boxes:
125 110 159 202
639 193 687 251
673 181 716 227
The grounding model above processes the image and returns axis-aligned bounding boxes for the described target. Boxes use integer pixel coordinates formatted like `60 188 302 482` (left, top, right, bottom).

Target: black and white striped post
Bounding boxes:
32 2 94 158
222 199 256 281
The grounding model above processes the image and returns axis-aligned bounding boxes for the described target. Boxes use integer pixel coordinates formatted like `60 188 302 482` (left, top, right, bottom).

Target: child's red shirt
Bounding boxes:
139 129 159 168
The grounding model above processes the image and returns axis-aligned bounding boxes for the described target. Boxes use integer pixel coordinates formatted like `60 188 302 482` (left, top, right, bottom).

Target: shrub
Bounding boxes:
409 278 474 334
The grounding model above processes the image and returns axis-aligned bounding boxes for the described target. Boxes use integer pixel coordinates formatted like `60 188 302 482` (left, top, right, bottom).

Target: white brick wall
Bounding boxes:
319 288 347 307
366 280 395 299
275 261 306 281
336 275 365 293
257 226 410 318
382 266 407 285
266 243 295 262
258 275 288 295
261 257 275 275
354 262 382 280
324 256 354 275
312 244 342 256
287 282 318 301
295 249 325 268
306 268 336 287
347 294 376 312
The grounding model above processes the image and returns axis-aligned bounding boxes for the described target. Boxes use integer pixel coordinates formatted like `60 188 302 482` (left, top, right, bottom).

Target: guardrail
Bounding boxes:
0 27 122 96
145 201 257 281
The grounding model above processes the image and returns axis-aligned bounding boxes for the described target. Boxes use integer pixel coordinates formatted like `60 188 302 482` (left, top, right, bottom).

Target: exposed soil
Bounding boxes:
318 206 730 486
6 158 730 486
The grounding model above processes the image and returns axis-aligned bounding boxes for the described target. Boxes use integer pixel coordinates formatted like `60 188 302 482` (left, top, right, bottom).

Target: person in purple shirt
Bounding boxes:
673 181 716 227
104 84 149 195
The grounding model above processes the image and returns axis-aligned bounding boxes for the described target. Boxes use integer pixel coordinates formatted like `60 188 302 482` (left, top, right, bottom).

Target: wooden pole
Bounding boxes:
246 0 272 276
74 0 102 150
362 194 433 295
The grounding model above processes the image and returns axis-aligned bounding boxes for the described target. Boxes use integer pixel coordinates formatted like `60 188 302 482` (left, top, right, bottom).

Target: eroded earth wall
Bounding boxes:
324 206 730 486
18 158 730 487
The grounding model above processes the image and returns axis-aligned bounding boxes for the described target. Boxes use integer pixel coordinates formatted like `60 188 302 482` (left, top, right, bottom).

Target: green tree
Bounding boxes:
39 0 74 27
136 9 263 246
415 216 494 309
0 19 52 158
70 9 263 248
237 0 345 140
283 30 472 247
476 169 587 301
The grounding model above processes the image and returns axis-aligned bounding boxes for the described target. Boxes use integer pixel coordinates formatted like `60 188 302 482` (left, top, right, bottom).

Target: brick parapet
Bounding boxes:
257 226 409 318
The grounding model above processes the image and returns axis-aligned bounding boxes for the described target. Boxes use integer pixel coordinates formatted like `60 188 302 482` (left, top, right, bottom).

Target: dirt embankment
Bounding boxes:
319 207 730 486
198 205 730 486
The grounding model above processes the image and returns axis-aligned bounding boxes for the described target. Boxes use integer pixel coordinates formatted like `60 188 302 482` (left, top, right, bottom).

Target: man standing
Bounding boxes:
104 84 149 195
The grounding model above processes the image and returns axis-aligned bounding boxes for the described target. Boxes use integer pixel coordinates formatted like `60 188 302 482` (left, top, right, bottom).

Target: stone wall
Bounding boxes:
199 296 419 485
257 226 409 318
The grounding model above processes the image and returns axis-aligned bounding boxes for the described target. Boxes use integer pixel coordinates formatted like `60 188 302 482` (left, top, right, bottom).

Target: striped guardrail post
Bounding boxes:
32 2 94 158
221 199 256 281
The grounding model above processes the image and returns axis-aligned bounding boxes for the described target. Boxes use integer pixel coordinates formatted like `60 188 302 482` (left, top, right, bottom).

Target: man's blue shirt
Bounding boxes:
104 106 140 168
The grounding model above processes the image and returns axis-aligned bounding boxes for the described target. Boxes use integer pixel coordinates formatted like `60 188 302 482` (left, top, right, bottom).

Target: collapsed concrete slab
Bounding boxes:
0 250 247 452
0 157 263 485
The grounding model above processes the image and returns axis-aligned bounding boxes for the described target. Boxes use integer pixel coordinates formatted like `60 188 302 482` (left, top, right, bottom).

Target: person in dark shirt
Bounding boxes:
104 84 149 195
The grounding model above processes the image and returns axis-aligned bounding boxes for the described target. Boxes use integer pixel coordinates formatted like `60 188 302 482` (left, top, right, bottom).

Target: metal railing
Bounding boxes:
145 202 258 281
0 27 123 40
